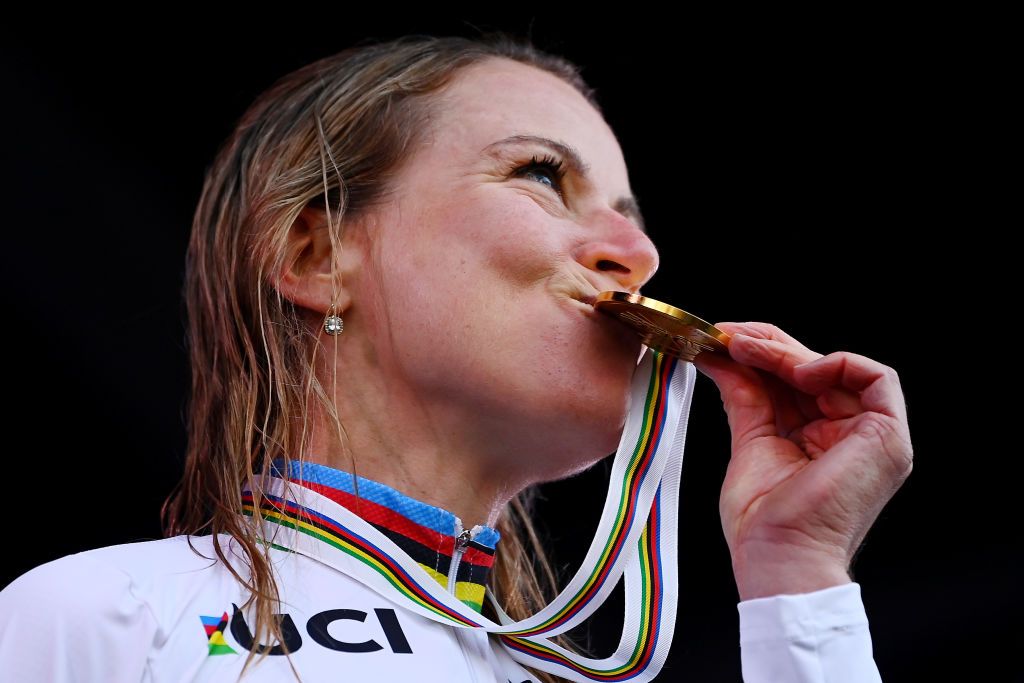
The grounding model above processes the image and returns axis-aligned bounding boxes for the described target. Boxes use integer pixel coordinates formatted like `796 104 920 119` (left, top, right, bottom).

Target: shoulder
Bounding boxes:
0 540 196 680
1 543 141 614
66 533 237 578
0 535 241 623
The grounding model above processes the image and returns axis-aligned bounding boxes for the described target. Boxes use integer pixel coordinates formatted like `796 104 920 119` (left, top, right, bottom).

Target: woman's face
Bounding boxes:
343 57 660 482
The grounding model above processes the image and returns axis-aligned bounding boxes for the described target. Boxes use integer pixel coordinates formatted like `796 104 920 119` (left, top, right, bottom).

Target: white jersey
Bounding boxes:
0 460 883 682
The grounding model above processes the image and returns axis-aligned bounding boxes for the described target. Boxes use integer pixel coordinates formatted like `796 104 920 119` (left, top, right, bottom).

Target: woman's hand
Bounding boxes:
692 322 913 601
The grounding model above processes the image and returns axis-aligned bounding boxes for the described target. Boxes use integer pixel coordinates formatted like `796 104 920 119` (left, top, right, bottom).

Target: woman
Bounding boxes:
0 33 913 682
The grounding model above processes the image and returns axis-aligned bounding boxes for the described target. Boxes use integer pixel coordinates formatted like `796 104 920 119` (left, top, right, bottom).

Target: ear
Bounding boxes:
273 203 359 317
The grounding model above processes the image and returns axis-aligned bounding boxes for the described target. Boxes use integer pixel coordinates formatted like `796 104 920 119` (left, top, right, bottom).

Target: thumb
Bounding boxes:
693 349 777 442
693 348 753 394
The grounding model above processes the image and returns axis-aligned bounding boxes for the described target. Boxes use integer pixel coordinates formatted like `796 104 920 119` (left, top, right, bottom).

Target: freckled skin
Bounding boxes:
278 57 660 528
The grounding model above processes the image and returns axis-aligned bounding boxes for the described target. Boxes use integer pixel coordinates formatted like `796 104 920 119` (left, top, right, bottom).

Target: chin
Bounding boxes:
574 381 633 453
512 386 632 487
565 417 629 477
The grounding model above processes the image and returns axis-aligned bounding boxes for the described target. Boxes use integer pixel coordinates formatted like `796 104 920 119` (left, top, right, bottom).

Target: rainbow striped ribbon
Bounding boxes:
242 347 696 682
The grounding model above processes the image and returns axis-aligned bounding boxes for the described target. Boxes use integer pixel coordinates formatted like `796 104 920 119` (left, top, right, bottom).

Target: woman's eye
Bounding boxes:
522 167 557 190
512 154 568 198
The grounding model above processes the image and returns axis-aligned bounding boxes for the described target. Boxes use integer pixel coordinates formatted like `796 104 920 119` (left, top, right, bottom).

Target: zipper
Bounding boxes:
448 519 473 594
450 520 487 683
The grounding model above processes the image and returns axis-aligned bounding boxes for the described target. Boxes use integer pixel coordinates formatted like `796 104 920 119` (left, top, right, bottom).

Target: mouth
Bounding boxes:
559 288 644 361
551 271 606 310
572 292 598 306
557 281 643 356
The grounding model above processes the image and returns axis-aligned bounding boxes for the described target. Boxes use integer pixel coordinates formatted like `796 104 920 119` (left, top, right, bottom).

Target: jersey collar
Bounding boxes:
267 458 500 613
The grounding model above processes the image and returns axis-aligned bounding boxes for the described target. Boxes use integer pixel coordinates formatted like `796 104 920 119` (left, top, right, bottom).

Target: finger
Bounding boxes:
694 349 781 448
727 333 823 387
728 334 862 418
789 411 914 498
700 331 824 440
818 387 863 419
713 332 876 436
758 368 824 438
793 352 908 423
714 321 815 353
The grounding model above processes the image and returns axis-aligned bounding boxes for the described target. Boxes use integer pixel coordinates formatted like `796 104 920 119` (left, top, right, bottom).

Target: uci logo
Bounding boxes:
202 605 414 656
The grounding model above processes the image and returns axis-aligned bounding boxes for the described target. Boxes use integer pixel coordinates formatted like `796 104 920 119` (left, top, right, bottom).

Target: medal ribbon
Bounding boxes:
241 347 696 682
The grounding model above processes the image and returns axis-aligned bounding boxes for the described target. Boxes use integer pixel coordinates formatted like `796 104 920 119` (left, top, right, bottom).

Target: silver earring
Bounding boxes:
324 310 344 335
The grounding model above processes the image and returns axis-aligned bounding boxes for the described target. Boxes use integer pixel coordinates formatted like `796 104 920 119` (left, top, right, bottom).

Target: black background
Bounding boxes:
1 13 1015 682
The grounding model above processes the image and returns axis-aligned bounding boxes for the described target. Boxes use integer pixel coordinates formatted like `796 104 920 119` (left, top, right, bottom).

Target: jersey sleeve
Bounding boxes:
0 551 159 682
737 581 883 683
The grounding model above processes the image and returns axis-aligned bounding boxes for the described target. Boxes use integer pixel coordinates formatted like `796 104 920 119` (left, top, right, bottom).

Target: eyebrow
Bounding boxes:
481 134 647 234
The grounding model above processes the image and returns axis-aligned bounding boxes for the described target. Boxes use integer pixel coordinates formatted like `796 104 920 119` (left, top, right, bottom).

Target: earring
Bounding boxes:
324 307 344 335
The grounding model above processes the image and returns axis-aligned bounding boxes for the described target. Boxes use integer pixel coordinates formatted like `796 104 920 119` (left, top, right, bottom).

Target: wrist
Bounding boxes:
732 546 852 601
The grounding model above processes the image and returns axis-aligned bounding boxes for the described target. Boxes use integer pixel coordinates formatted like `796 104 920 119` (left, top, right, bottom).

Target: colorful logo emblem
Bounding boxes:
200 612 237 656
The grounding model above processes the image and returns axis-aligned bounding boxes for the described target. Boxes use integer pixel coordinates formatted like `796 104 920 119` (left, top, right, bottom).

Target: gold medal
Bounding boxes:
593 291 732 362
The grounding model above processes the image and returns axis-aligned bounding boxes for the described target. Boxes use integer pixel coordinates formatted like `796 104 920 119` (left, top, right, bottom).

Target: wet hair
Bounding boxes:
162 32 605 682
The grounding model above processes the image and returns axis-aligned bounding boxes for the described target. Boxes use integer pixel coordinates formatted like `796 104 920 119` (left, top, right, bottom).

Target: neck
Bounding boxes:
262 457 502 614
306 440 514 531
306 349 524 530
305 308 622 528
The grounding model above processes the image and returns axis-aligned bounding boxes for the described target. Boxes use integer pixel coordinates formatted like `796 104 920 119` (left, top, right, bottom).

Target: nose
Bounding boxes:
575 210 660 294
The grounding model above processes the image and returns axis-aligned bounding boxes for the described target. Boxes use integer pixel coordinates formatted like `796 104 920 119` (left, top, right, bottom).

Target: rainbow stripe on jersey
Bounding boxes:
241 348 695 683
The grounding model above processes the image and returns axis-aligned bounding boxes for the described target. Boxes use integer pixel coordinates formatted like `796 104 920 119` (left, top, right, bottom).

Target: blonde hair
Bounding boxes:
161 32 605 682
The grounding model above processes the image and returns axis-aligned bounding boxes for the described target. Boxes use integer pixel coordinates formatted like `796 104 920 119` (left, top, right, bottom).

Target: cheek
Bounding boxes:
404 191 567 299
473 196 570 284
362 195 637 444
368 186 582 367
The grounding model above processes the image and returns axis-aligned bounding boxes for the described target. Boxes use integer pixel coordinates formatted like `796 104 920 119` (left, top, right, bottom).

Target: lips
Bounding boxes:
565 275 640 310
